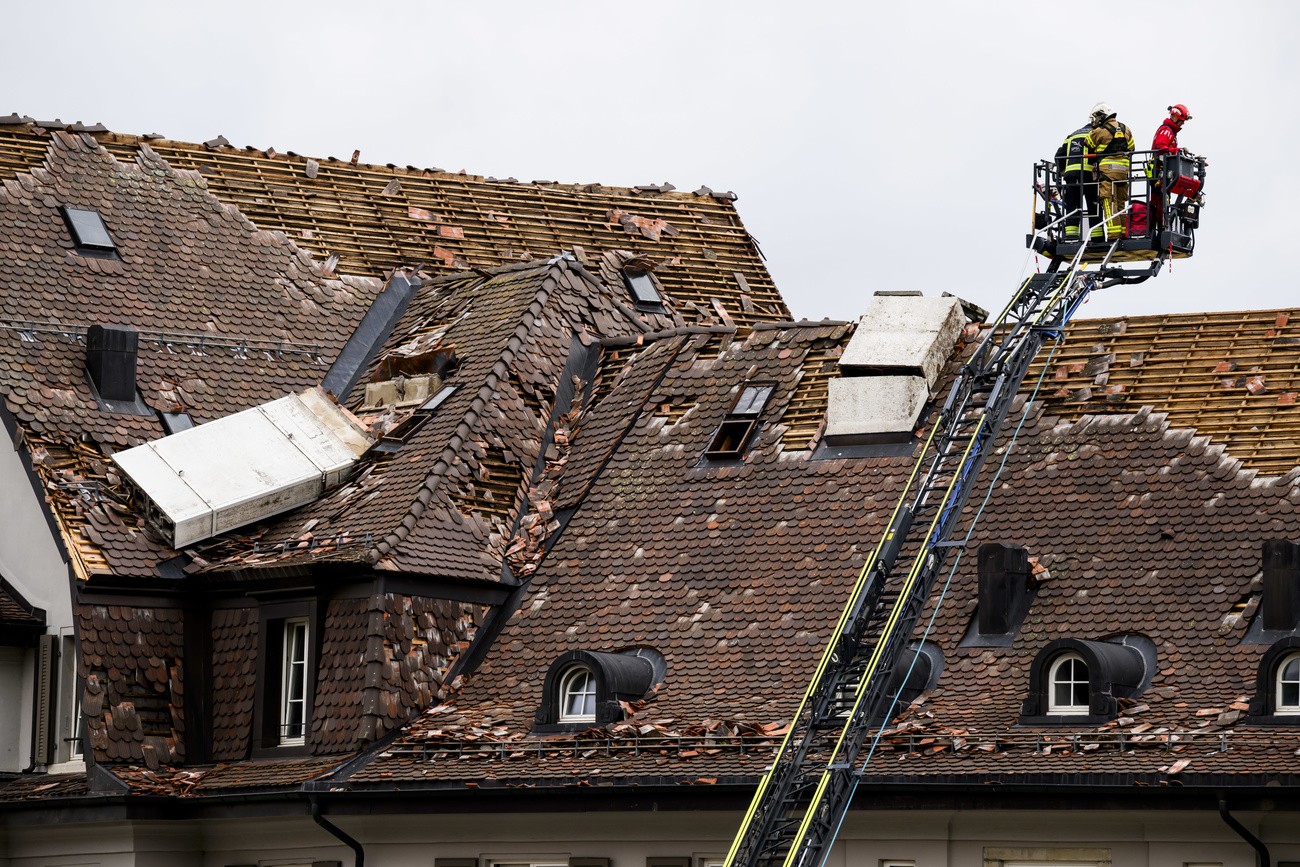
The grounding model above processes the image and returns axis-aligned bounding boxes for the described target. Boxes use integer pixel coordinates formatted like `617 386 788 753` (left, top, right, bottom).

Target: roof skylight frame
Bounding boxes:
703 380 777 461
621 269 665 311
421 384 457 412
60 206 119 257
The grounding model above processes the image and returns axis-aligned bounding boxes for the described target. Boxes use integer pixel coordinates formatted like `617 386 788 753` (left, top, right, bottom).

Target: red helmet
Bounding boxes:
1168 104 1191 125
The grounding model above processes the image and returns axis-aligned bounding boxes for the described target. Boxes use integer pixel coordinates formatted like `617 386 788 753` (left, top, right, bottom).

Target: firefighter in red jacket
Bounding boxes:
1150 104 1191 229
1152 104 1191 154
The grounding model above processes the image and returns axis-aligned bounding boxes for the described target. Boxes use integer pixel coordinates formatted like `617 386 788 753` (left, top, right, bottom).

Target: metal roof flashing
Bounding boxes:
113 388 372 548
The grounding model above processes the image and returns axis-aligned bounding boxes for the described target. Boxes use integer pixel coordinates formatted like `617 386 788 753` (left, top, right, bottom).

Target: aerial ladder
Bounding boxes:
724 148 1207 867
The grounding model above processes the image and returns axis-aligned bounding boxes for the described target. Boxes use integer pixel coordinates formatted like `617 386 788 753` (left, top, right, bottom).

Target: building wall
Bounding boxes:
0 647 33 773
5 809 1294 867
0 425 70 630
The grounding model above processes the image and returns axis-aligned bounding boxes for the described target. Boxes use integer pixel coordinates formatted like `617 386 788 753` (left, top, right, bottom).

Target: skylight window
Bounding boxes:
704 381 776 460
622 269 663 308
61 206 116 253
732 384 774 416
422 384 457 411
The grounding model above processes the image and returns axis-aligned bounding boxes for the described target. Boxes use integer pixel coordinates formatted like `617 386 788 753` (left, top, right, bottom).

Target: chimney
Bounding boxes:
824 293 968 446
86 325 139 402
1262 539 1300 632
978 542 1029 635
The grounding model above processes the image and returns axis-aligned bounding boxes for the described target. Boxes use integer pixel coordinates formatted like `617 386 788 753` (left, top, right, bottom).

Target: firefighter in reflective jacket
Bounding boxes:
1085 102 1133 240
1055 124 1097 241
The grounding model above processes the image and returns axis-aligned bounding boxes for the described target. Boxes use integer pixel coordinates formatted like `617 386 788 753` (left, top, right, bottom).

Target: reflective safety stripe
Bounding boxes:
1099 123 1131 169
1061 126 1092 173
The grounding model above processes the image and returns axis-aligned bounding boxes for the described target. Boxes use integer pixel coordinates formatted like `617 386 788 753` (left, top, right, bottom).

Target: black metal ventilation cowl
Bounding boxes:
1263 539 1300 632
86 325 139 402
977 542 1030 635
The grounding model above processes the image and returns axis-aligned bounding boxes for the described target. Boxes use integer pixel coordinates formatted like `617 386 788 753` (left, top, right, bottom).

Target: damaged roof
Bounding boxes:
0 118 786 329
190 252 685 581
0 129 381 580
340 313 1300 791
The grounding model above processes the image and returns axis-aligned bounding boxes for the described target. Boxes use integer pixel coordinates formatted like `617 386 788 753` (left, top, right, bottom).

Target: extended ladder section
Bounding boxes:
725 241 1144 867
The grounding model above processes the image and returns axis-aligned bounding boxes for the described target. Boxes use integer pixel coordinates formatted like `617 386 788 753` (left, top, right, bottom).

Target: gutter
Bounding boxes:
1219 798 1269 867
310 797 364 867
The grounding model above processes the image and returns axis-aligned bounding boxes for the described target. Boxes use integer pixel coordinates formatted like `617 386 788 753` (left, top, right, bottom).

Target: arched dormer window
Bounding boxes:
559 665 597 723
1246 638 1300 724
1020 637 1152 725
535 649 666 733
1047 652 1090 714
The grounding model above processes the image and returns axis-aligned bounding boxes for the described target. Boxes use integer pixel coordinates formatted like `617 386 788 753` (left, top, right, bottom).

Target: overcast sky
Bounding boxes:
7 0 1295 324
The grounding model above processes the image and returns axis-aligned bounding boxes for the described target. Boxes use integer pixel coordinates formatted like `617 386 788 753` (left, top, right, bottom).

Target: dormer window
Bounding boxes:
1246 638 1300 724
535 649 664 733
558 666 597 723
61 206 118 257
1020 637 1152 725
704 382 775 460
1048 652 1089 714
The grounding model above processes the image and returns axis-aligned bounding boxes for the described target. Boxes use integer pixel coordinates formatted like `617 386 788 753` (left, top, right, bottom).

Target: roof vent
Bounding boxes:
112 387 373 548
1263 539 1300 632
824 293 966 445
86 324 138 403
977 542 1031 636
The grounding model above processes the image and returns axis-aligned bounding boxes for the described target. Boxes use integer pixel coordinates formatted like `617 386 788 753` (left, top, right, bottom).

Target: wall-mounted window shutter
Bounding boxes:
33 634 58 765
572 859 612 867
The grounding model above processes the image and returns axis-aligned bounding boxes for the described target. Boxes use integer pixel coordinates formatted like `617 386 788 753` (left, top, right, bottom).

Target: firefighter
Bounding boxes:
1152 103 1191 154
1150 104 1191 229
1085 102 1134 240
1055 122 1097 241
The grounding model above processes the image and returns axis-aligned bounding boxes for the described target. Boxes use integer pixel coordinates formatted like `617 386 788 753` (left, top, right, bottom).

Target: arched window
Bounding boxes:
1048 652 1089 714
1276 653 1300 715
559 666 597 722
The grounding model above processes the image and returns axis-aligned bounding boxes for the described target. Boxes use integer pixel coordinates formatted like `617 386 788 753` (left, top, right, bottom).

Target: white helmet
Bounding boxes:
1090 102 1114 123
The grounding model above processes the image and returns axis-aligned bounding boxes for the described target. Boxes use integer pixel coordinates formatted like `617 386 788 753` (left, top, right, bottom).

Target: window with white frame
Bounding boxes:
45 633 85 773
1276 652 1300 715
60 635 82 763
280 618 309 744
1047 652 1089 714
559 665 597 723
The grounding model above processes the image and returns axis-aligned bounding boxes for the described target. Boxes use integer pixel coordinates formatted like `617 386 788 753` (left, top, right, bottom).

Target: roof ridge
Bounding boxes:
0 117 733 204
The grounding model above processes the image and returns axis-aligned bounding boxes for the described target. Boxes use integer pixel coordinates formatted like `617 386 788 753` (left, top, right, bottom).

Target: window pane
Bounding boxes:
282 620 309 741
1051 655 1088 711
733 385 774 416
564 670 594 718
624 271 661 304
290 622 307 665
65 208 115 249
1283 682 1300 708
1283 657 1300 682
